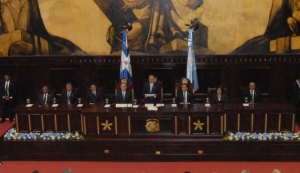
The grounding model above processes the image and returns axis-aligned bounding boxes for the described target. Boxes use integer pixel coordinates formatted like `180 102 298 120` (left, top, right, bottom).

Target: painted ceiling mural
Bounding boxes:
0 0 298 56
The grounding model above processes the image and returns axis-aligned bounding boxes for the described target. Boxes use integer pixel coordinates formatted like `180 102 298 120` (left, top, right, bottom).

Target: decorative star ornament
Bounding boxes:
193 119 204 131
101 120 113 131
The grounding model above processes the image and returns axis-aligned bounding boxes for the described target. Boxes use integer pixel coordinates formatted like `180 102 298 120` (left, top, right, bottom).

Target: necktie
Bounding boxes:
93 91 96 95
184 92 187 102
43 94 46 104
67 92 70 104
251 90 254 103
123 92 125 100
5 82 9 96
150 84 152 93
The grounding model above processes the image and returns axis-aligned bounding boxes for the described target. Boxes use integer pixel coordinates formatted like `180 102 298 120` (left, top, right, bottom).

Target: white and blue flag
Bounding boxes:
186 29 199 92
120 30 132 81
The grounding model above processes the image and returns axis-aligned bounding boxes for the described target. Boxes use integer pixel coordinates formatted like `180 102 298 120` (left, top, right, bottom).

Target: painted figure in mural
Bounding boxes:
94 0 211 55
0 0 29 33
95 0 166 54
287 0 300 36
232 0 300 54
0 0 85 56
161 0 213 54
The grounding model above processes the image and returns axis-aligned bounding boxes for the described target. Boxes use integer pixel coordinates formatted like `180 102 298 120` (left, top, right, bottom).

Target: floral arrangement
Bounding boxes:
224 132 300 141
3 128 84 141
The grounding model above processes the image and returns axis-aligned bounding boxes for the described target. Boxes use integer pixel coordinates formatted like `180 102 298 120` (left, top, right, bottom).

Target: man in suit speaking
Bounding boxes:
142 75 160 104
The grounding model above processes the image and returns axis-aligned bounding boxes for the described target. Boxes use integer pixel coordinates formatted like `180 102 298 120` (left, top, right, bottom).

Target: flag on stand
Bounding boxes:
120 30 132 81
186 29 199 92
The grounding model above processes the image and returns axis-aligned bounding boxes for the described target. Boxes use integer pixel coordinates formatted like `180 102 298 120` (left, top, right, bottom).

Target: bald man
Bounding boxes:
37 86 54 105
243 82 261 104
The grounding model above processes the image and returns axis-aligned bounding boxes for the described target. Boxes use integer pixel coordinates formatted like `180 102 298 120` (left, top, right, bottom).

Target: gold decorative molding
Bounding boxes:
264 114 268 132
41 114 44 132
207 116 210 134
145 118 160 133
80 114 83 132
278 114 281 132
54 114 57 132
237 114 240 132
132 88 135 100
67 114 71 132
193 119 204 131
188 116 191 135
220 116 224 134
83 116 87 135
128 116 131 135
114 116 118 135
28 114 32 132
15 114 19 132
292 114 295 132
224 114 227 132
251 114 254 132
96 116 100 135
102 120 113 131
175 116 178 135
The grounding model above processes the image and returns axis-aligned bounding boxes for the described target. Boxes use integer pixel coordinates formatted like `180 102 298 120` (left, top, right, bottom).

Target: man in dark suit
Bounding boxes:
176 84 194 104
243 82 261 104
61 83 78 104
37 86 54 105
142 75 161 104
116 83 132 103
86 84 103 104
1 74 17 123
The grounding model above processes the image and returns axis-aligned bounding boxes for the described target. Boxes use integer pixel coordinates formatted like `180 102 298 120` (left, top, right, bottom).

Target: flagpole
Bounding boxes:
186 28 199 93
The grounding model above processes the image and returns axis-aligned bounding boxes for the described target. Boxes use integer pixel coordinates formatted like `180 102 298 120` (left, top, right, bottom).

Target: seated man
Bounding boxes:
176 84 194 104
61 83 78 104
86 84 103 104
243 82 261 104
37 86 53 105
142 74 161 104
116 83 132 103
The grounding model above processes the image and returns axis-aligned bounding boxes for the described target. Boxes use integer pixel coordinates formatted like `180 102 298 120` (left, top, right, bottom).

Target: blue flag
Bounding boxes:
120 30 132 81
186 29 199 92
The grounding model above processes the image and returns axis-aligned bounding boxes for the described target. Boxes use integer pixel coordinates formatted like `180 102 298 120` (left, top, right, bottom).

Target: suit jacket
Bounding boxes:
176 90 194 104
37 93 54 105
0 80 17 99
61 90 78 104
243 88 261 103
211 94 228 104
86 89 103 104
142 82 161 104
291 81 300 106
116 90 132 103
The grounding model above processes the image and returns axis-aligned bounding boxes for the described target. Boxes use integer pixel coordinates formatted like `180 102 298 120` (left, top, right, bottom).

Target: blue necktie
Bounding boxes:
123 92 125 100
67 92 70 104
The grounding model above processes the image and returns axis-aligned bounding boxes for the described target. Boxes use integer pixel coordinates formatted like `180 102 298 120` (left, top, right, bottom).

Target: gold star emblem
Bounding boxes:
193 119 204 131
101 120 113 131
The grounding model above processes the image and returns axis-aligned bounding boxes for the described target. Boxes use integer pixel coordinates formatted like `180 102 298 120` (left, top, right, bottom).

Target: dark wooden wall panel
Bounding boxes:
0 55 300 104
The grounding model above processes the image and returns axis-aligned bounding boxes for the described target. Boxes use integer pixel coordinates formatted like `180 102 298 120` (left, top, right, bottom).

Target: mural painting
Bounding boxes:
0 0 299 56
